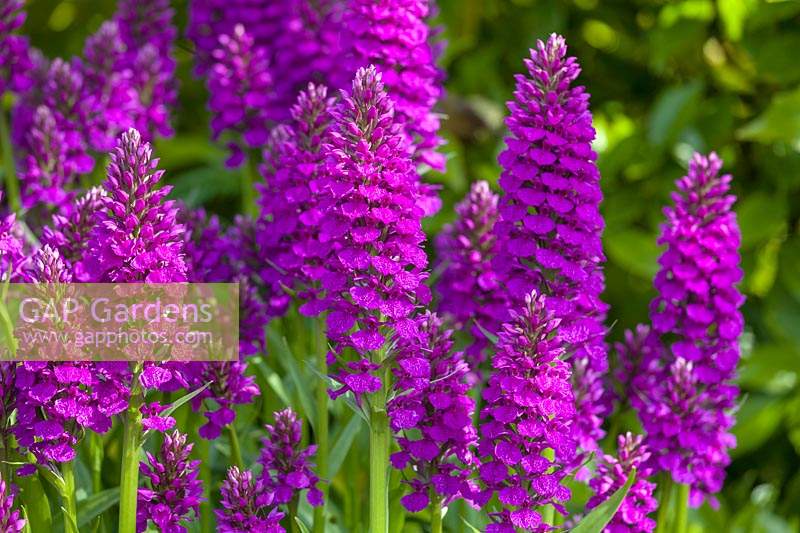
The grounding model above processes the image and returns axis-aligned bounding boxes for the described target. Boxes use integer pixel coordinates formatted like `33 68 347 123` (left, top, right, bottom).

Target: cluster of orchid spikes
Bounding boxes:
0 0 743 532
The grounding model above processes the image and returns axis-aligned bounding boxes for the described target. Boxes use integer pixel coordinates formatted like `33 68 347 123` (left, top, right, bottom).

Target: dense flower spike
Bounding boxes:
258 408 323 507
42 187 106 268
640 152 743 506
216 467 286 533
18 105 72 209
13 246 131 465
388 312 477 512
587 433 658 533
0 472 25 533
494 33 608 452
435 180 505 368
81 21 137 152
316 66 430 400
81 128 187 282
343 0 445 171
0 0 32 95
257 82 335 303
477 291 576 532
115 0 177 138
187 0 345 121
613 324 663 409
137 431 203 533
207 24 273 167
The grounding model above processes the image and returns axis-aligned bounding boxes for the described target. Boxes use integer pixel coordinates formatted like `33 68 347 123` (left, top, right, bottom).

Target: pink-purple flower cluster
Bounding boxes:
317 66 430 401
388 312 477 512
477 291 577 532
258 408 323 508
0 472 25 533
216 467 286 533
638 152 743 507
0 0 32 96
435 180 506 369
587 433 658 533
137 430 203 533
494 33 608 453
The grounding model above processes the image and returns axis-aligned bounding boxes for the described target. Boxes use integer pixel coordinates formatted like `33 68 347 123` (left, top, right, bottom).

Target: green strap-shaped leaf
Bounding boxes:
571 469 637 533
267 328 316 431
328 414 364 479
77 488 120 528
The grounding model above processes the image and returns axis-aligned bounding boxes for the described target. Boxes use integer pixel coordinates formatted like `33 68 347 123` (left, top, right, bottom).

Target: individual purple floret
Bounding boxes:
137 431 203 533
0 0 33 95
477 291 576 533
0 472 25 533
318 66 430 402
207 24 273 167
343 0 445 172
257 83 335 306
258 408 323 508
493 33 608 453
587 433 658 533
216 467 286 533
81 128 187 283
638 152 743 507
435 180 505 369
388 312 477 513
115 0 177 139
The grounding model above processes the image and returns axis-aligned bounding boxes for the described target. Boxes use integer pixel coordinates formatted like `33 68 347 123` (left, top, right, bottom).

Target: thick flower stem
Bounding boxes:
430 494 443 533
369 380 390 533
227 424 243 469
119 365 144 533
675 483 690 533
60 461 79 533
0 109 21 214
313 318 329 533
655 477 673 533
242 152 258 217
288 496 300 533
197 436 213 533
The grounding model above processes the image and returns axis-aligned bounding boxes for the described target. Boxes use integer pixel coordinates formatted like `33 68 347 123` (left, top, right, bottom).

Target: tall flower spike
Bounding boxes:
435 180 505 370
257 82 335 307
258 408 323 508
115 0 177 138
216 467 286 533
0 472 25 533
207 24 273 167
587 433 658 533
477 291 576 532
318 65 430 402
388 312 477 513
640 152 743 507
0 0 33 95
137 431 203 532
343 0 445 172
187 0 345 122
19 105 72 210
494 33 608 452
81 128 187 283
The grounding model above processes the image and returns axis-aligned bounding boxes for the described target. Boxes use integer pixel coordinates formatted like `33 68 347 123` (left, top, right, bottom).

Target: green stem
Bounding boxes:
118 364 144 533
61 461 79 533
369 377 390 533
197 436 213 533
242 153 258 217
288 496 300 533
0 108 21 214
227 424 243 469
430 494 443 533
313 318 329 533
675 483 690 533
655 477 673 533
90 432 103 494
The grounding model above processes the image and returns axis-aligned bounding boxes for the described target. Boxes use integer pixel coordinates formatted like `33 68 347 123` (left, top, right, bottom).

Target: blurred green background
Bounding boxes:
20 0 800 530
